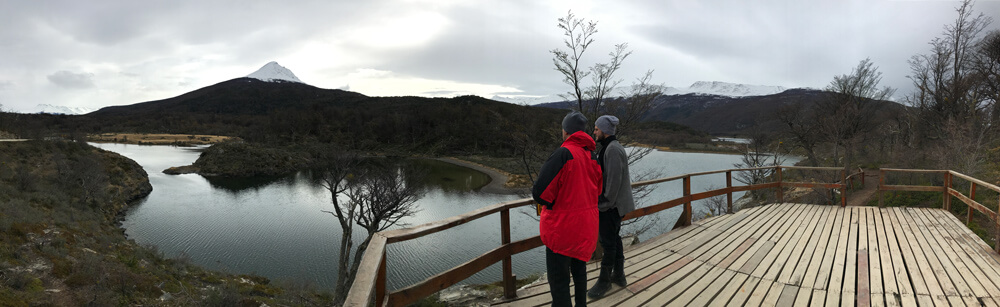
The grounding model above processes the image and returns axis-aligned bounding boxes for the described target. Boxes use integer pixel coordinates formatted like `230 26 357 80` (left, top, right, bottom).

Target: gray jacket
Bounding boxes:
598 137 635 217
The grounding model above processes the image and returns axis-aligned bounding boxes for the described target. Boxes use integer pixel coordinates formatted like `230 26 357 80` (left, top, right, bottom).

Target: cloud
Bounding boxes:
47 71 95 89
0 80 12 90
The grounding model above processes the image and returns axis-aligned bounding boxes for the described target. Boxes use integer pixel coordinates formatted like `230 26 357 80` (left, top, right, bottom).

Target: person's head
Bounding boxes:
562 112 587 140
594 115 619 141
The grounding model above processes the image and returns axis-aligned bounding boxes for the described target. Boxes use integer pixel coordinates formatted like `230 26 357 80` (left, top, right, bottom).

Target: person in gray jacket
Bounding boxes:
588 115 636 298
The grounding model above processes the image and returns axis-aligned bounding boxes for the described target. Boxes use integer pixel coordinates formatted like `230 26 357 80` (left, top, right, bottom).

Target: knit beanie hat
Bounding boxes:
595 115 619 135
562 112 587 134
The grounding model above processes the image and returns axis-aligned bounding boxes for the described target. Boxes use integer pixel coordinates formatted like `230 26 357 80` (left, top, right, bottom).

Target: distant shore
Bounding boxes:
434 157 527 195
88 133 234 145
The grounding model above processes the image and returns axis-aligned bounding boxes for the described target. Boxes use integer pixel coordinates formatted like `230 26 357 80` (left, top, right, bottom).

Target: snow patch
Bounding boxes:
30 104 95 115
682 81 786 97
246 61 304 83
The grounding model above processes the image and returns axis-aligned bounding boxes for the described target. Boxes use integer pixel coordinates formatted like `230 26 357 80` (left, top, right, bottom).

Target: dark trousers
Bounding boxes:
599 208 624 272
546 247 587 307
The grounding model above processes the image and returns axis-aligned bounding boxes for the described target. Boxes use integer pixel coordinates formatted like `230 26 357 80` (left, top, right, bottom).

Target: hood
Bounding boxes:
563 131 596 151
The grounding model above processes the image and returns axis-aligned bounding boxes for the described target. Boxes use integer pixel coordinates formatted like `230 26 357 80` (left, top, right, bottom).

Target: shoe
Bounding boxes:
611 271 627 287
587 267 613 299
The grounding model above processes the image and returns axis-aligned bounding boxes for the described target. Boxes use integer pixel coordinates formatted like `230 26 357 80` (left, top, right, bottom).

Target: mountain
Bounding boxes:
246 61 304 83
30 104 96 115
536 88 905 135
489 94 563 105
682 81 787 97
75 77 564 154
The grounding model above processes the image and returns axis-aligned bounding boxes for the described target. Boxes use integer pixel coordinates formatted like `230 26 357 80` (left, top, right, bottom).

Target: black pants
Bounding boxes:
599 208 623 271
546 247 587 307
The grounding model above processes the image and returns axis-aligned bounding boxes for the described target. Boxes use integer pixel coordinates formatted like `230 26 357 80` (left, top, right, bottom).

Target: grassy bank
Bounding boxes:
0 140 332 306
88 133 234 146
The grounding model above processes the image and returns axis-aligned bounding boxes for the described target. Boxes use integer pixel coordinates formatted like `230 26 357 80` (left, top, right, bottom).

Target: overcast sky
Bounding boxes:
1 0 999 112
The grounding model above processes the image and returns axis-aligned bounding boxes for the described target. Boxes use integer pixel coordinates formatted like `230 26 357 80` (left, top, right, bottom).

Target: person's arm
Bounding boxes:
602 143 627 206
532 147 571 210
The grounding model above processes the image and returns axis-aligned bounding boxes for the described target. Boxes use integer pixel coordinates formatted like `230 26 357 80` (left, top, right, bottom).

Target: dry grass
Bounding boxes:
88 133 234 145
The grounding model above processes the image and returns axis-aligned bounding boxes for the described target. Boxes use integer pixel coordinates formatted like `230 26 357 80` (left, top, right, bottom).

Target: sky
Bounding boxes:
1 0 999 112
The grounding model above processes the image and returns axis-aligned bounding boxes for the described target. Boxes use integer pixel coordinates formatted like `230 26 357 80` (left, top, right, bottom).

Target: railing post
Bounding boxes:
726 171 733 214
944 172 952 211
968 184 977 225
878 169 884 207
996 195 1000 254
841 169 847 207
376 250 387 307
776 167 784 203
860 168 865 187
683 176 692 226
500 208 516 299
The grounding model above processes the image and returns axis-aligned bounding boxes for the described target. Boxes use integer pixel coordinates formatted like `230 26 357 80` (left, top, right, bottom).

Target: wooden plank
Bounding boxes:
708 272 750 307
906 207 970 297
381 199 533 243
729 276 762 307
794 205 838 287
947 296 965 307
687 268 736 307
814 206 847 290
925 209 1000 297
842 207 860 297
911 208 990 298
730 203 810 272
885 207 928 297
826 206 853 294
874 207 902 300
864 208 884 301
825 289 841 306
858 248 871 307
627 256 694 293
702 204 785 266
891 208 941 297
949 188 999 220
646 261 712 306
982 297 1000 307
811 289 827 307
880 184 945 192
754 204 822 280
745 278 776 306
618 260 705 306
841 290 854 307
893 208 952 307
771 204 827 284
737 205 808 280
672 264 727 306
709 203 790 268
344 234 388 307
791 286 812 307
761 281 787 306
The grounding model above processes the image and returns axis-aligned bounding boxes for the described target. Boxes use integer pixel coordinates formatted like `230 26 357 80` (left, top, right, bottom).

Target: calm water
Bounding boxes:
92 143 798 290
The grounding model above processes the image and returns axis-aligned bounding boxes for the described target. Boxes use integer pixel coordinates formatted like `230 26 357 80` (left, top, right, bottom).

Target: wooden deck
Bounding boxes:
495 203 1000 306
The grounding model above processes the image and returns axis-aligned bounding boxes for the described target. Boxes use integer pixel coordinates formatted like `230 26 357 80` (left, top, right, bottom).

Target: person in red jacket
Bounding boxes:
532 111 602 307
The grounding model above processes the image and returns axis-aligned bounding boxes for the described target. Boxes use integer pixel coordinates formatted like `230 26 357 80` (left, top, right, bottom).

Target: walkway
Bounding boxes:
495 203 1000 306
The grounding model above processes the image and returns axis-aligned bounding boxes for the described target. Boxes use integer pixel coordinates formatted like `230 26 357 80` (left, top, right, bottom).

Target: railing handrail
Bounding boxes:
346 165 851 307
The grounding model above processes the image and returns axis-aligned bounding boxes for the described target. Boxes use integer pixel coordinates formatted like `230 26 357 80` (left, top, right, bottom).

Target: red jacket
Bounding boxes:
532 131 602 261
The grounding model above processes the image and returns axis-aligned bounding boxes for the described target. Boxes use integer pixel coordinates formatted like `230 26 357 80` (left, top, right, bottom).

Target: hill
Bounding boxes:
63 78 566 155
539 88 907 135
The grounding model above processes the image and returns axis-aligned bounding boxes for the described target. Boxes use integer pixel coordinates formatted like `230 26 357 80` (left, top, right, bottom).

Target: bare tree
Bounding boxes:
322 159 425 305
821 58 895 175
319 153 361 304
552 10 597 113
908 0 993 135
347 163 425 271
733 126 786 208
974 30 1000 129
551 10 633 126
775 102 823 167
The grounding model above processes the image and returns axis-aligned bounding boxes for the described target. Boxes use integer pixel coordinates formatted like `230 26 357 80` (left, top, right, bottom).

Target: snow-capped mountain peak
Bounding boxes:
31 104 95 115
246 61 304 83
685 81 786 97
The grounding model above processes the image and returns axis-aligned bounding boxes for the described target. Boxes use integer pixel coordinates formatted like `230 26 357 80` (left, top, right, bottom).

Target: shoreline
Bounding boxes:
433 157 528 195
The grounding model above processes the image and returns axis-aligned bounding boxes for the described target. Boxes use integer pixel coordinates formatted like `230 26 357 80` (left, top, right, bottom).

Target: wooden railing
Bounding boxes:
878 169 1000 253
345 165 849 307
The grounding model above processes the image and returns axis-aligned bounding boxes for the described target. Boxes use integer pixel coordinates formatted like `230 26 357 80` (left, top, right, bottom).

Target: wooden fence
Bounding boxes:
344 165 852 307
